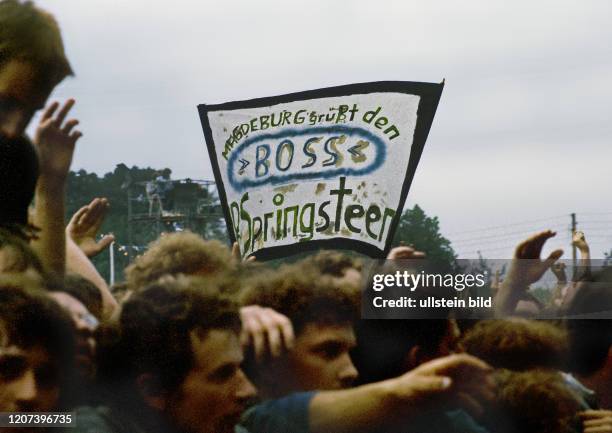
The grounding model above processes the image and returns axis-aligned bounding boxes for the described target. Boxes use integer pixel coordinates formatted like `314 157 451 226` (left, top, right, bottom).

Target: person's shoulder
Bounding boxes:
444 410 491 433
240 392 315 433
65 406 137 433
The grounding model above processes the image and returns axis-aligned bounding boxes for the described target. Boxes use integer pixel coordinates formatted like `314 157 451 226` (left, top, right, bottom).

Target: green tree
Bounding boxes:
65 164 226 282
392 204 457 271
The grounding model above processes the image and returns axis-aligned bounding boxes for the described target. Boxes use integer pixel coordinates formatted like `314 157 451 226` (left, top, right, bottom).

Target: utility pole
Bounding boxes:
571 213 577 271
109 241 115 286
127 185 133 262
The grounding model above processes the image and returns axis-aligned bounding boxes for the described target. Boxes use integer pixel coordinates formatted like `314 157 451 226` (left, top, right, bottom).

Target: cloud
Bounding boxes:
32 0 612 256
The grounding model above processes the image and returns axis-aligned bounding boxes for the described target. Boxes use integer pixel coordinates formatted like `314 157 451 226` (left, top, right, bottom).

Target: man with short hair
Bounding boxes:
240 263 494 433
0 0 73 139
354 318 460 385
353 315 491 433
123 231 297 362
0 276 77 422
0 0 82 278
47 289 98 384
241 265 360 397
75 275 257 433
76 273 494 433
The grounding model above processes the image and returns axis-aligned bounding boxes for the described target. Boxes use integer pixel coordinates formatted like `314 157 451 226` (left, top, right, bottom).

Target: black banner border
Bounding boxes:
197 80 444 260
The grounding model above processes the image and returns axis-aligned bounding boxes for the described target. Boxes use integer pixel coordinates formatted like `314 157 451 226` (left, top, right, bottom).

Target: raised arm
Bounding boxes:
572 230 591 281
67 197 115 258
550 262 568 307
66 197 118 318
494 230 563 316
30 99 81 276
309 354 494 433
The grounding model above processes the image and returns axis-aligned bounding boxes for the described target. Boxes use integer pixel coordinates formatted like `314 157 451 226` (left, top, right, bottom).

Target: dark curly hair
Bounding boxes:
124 232 234 291
100 274 241 394
461 318 568 371
0 275 77 408
353 319 451 384
241 263 359 335
300 250 362 277
485 369 582 433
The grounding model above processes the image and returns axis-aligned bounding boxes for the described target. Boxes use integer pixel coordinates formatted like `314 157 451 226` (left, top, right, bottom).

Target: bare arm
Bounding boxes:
572 230 591 281
557 232 593 310
309 354 494 433
30 100 81 276
31 178 66 275
66 235 118 318
550 262 568 307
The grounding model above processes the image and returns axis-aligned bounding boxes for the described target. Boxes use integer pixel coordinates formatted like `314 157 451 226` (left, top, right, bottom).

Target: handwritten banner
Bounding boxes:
198 81 443 260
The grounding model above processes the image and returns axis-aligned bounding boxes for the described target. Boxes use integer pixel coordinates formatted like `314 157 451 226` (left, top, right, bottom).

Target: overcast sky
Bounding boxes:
32 0 612 258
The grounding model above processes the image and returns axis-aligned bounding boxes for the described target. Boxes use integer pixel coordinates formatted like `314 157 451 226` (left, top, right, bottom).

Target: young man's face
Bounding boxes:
0 59 53 138
167 329 257 433
0 342 60 414
285 322 358 391
48 292 97 380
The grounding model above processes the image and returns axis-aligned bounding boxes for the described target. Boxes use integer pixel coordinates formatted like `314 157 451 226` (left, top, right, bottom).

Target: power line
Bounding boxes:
446 215 567 237
451 225 568 246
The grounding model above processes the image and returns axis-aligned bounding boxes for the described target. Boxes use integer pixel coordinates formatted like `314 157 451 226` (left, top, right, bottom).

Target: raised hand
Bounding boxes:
30 99 82 276
393 353 495 418
572 230 590 253
387 246 426 260
495 230 563 315
310 353 494 433
581 410 612 433
34 98 82 182
240 305 295 361
550 262 568 282
232 241 256 263
508 230 563 287
67 198 115 258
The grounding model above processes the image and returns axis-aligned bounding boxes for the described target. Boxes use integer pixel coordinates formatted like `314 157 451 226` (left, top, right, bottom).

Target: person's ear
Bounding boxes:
136 373 167 411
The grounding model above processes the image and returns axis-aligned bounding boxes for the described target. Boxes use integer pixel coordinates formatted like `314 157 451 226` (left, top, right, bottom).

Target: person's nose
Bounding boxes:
235 368 257 402
338 354 359 388
14 368 38 408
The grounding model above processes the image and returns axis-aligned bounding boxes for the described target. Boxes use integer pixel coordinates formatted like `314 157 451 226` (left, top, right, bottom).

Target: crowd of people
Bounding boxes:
2 1 612 432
